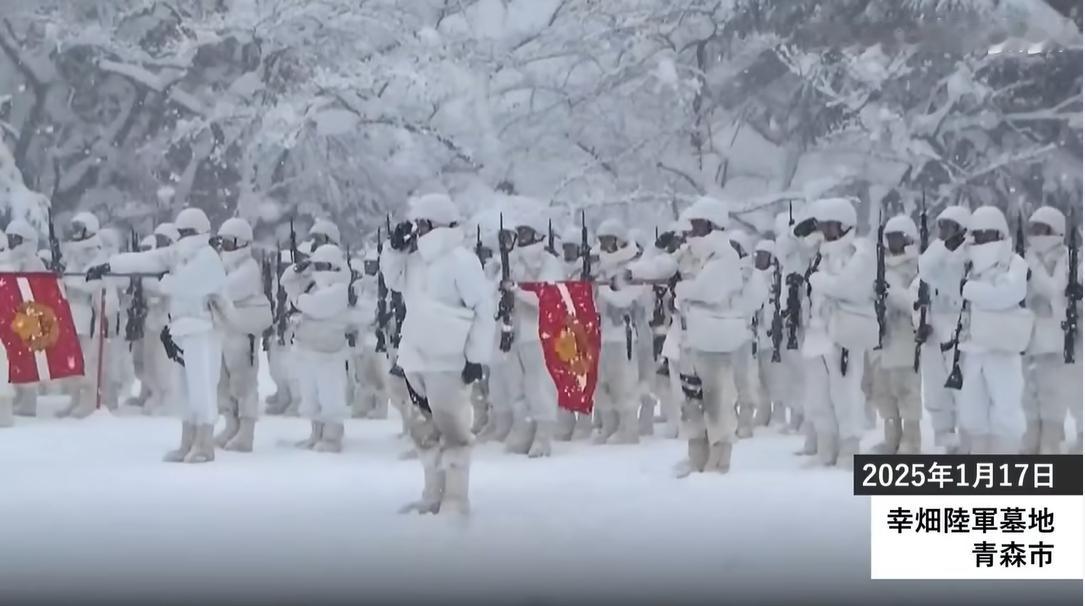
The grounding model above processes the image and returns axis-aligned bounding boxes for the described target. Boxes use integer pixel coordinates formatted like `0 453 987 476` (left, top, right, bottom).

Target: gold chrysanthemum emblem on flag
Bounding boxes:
553 318 592 378
11 301 60 351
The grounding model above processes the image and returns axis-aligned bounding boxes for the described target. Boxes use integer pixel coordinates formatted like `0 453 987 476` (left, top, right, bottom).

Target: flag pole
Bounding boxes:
94 289 107 411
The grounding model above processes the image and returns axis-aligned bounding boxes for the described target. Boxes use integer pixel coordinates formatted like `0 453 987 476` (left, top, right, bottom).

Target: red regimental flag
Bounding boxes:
0 272 85 384
519 281 600 414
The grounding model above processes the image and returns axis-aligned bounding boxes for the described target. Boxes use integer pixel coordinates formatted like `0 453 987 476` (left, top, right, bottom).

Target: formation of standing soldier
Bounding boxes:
0 193 1079 518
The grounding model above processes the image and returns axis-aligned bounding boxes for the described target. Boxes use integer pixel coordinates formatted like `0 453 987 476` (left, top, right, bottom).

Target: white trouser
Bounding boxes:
350 349 386 412
757 349 803 411
403 370 473 471
488 354 520 421
804 348 866 442
872 365 921 422
920 341 958 436
1023 353 1075 442
172 331 223 425
268 343 297 398
958 351 1024 446
297 347 349 424
509 342 558 423
596 342 639 417
218 333 260 419
681 351 739 444
733 350 761 420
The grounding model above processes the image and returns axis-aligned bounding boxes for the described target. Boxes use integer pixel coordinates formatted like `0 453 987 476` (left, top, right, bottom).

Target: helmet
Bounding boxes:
70 212 100 239
139 234 156 251
1029 206 1066 236
727 229 753 256
154 222 181 243
309 219 341 245
218 217 254 243
814 197 858 228
885 215 919 242
596 218 627 239
969 206 1009 237
310 243 345 270
685 196 730 230
407 193 460 226
6 219 38 253
175 208 211 235
936 205 971 229
755 239 774 254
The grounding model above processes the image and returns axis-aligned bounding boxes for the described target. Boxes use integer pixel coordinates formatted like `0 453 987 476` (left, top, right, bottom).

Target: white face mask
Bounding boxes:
220 248 249 268
1027 235 1061 254
968 240 1010 273
313 270 343 289
416 226 463 261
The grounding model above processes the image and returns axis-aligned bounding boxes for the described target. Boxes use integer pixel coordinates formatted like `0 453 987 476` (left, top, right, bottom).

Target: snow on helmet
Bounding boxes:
596 218 627 240
755 239 774 254
885 214 919 242
969 206 1010 237
685 196 730 230
139 234 156 251
154 222 181 243
309 218 341 245
407 193 460 226
70 211 100 239
218 217 254 244
310 243 345 270
559 226 580 243
936 205 971 230
175 208 211 235
814 197 857 228
1029 206 1066 236
727 229 753 256
6 219 38 243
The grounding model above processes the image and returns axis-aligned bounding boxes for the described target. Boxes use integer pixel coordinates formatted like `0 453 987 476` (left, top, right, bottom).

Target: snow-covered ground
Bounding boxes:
0 368 1078 604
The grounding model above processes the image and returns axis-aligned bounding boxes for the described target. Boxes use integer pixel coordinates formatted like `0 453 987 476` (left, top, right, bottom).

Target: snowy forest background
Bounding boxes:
0 0 1080 247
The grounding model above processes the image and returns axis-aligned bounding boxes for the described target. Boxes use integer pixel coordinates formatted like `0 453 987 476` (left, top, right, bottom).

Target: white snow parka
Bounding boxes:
284 266 351 354
1025 241 1069 356
673 230 746 353
804 231 878 357
107 234 227 338
381 226 496 373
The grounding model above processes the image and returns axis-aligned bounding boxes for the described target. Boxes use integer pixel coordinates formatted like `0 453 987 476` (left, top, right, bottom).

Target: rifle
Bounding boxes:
124 228 147 347
547 219 556 256
1064 209 1080 364
475 225 484 266
784 201 801 350
913 190 930 372
874 221 887 349
289 218 300 264
751 301 759 358
260 250 274 351
944 262 972 390
375 227 388 354
769 257 783 362
386 215 406 349
345 245 358 348
275 245 288 346
650 282 667 361
497 213 515 352
580 210 591 280
47 210 64 272
1016 211 1028 308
